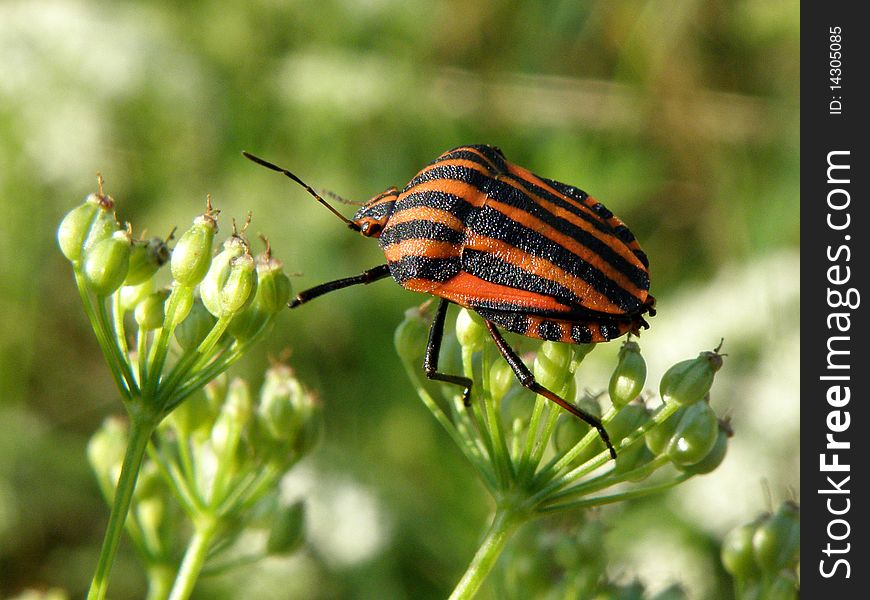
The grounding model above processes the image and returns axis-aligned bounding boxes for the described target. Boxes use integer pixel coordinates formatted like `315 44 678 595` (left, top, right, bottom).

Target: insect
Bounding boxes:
243 145 655 458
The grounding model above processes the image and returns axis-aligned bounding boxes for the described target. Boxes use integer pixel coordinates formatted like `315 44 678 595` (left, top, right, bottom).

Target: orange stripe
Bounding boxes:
463 232 625 314
483 198 646 300
385 205 466 231
382 239 460 263
424 272 573 312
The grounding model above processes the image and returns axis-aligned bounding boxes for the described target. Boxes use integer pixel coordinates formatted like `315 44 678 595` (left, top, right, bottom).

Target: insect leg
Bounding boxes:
290 264 391 308
483 321 617 460
423 299 474 405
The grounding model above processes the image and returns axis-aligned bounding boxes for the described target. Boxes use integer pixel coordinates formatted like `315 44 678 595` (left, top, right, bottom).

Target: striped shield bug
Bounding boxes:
243 145 655 458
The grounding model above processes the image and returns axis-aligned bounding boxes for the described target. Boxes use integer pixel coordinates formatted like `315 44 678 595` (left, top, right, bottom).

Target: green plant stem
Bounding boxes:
449 507 523 600
145 563 176 600
74 272 131 399
88 409 158 600
168 515 221 600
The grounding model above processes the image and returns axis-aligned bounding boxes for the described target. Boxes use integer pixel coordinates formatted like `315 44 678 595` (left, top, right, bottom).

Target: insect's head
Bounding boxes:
351 188 399 238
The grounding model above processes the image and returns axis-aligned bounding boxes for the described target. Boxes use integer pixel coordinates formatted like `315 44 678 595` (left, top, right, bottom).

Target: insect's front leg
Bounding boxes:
483 321 617 460
423 299 474 405
289 264 391 308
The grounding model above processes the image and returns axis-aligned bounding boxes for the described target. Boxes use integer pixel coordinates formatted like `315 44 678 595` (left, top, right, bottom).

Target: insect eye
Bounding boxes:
360 220 382 237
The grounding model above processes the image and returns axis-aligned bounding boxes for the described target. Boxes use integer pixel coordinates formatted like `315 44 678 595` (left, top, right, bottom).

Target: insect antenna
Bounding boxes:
242 151 361 232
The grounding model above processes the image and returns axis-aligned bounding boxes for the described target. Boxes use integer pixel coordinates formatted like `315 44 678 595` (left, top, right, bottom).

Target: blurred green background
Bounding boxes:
1 0 798 598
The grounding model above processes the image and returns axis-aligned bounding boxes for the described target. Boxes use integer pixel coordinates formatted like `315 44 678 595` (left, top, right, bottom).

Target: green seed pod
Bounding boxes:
722 522 762 579
229 252 291 341
488 359 514 403
211 377 252 460
87 416 128 488
83 229 132 296
533 341 574 393
763 573 799 600
609 340 647 409
134 290 168 331
170 212 218 287
257 364 306 441
679 419 731 475
455 308 485 352
753 501 800 574
649 584 688 600
165 390 220 440
551 393 602 458
394 305 431 362
124 236 171 286
57 190 117 264
174 299 217 351
118 280 155 312
201 238 257 318
666 400 719 467
645 405 685 456
267 501 306 555
660 346 724 406
253 252 291 315
606 402 651 446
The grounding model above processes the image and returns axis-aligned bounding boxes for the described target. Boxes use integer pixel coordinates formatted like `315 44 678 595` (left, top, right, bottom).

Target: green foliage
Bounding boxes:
2 1 798 598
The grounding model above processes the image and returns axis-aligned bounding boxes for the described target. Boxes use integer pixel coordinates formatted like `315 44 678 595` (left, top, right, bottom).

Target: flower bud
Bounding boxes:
665 400 718 467
533 341 574 393
170 212 218 287
83 229 132 296
753 501 800 574
174 299 217 350
660 346 724 406
134 291 167 331
394 305 431 362
267 501 306 555
456 308 486 352
57 190 117 264
608 340 646 408
722 522 762 580
125 236 170 286
551 393 602 455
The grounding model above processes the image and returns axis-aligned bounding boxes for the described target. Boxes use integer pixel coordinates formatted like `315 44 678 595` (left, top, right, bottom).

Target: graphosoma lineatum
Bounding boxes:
243 145 655 458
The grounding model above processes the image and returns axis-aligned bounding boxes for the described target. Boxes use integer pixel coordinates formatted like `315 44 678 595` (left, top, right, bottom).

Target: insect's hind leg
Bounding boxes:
483 321 617 460
290 264 392 308
423 299 474 405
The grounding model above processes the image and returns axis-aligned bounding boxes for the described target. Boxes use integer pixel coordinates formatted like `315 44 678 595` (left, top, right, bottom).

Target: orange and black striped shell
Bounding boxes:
352 145 655 344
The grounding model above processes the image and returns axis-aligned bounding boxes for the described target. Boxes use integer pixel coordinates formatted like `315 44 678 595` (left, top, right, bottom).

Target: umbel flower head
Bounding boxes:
58 175 292 600
395 304 732 599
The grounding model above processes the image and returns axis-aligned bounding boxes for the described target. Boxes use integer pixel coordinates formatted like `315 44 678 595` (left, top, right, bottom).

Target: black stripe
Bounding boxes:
394 190 477 223
380 219 464 247
404 165 648 291
435 146 509 175
541 177 589 202
537 320 564 341
468 207 645 312
388 255 460 283
472 307 530 336
462 248 584 306
571 324 593 344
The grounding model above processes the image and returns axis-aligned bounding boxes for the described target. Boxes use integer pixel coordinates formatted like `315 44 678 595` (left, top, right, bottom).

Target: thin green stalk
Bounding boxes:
145 564 176 600
97 298 138 394
401 360 496 489
88 410 158 600
74 272 131 399
537 472 692 513
465 347 512 486
168 515 220 600
449 507 523 600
